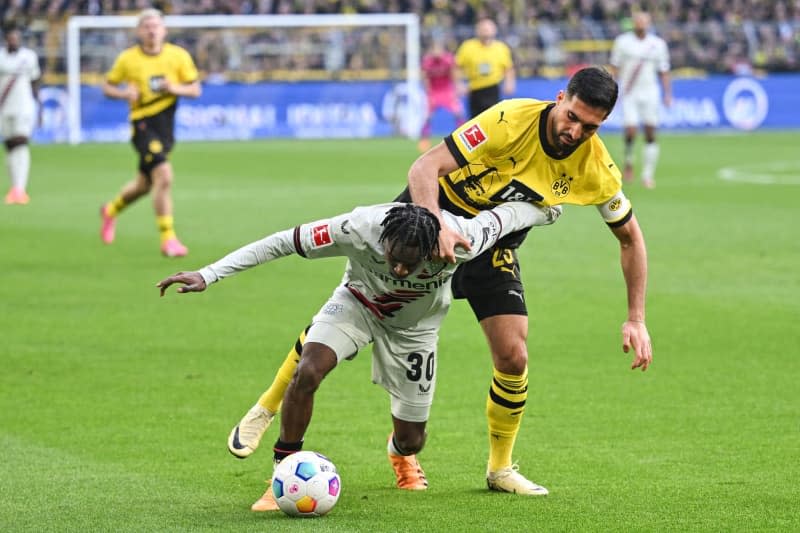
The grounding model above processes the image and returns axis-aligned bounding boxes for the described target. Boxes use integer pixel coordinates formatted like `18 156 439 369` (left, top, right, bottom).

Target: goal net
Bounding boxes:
65 14 421 144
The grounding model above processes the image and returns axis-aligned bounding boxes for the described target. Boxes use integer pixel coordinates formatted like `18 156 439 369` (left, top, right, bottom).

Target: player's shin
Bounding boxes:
486 366 528 472
642 142 660 182
7 144 30 191
257 327 308 413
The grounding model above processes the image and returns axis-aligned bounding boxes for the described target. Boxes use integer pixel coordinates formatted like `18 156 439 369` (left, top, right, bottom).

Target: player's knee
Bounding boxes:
151 165 174 190
491 337 528 373
293 347 336 393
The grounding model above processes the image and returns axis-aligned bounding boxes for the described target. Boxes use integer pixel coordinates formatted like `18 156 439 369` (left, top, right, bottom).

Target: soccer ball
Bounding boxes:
272 451 341 517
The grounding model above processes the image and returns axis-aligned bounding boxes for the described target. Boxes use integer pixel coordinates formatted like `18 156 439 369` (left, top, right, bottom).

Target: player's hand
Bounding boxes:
663 94 673 107
124 84 139 105
622 320 652 371
435 225 471 264
543 205 562 225
162 79 179 95
157 271 207 296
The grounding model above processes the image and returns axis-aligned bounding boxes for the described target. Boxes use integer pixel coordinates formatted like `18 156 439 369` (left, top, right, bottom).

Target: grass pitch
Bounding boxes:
1 133 798 532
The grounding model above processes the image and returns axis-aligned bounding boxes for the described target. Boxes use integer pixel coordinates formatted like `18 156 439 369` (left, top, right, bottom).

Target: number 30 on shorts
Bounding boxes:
406 352 435 382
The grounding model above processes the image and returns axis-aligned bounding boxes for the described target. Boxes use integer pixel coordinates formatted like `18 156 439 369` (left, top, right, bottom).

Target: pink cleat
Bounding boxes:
5 188 29 205
161 238 188 258
100 204 116 244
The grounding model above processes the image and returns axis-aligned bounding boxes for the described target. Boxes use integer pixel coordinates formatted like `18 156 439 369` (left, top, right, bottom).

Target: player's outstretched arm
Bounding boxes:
609 214 653 371
157 271 207 296
408 143 471 263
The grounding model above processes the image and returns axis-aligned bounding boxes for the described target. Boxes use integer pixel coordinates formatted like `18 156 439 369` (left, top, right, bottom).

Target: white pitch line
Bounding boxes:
718 160 800 185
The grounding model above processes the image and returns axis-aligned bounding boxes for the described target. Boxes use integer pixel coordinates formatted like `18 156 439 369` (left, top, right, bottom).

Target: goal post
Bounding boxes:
65 13 421 144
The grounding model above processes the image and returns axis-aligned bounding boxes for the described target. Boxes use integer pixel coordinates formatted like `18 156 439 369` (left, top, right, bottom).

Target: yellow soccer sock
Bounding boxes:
486 366 528 472
257 328 308 414
106 195 127 217
156 215 177 244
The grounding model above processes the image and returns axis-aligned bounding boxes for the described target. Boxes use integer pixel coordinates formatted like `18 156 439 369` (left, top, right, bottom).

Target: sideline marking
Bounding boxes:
718 161 800 185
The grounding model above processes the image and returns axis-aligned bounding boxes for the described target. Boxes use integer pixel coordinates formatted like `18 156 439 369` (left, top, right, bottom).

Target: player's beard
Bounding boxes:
549 123 581 154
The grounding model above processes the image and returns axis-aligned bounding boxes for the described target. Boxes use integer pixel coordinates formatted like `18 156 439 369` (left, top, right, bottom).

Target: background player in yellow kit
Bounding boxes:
455 17 515 118
99 8 201 257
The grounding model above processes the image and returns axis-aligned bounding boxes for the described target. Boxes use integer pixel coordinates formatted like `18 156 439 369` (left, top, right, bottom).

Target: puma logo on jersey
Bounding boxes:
458 124 487 152
311 223 333 248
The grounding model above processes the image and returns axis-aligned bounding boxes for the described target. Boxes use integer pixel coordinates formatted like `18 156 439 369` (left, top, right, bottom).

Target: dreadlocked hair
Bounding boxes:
379 204 441 261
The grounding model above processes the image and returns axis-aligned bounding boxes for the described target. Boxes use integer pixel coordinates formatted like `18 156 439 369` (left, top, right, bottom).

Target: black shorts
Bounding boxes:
131 104 176 179
468 84 501 118
451 245 527 320
393 187 528 321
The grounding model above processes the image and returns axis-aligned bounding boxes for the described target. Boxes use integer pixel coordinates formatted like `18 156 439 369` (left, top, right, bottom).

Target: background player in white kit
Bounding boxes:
0 22 40 205
610 12 671 189
157 201 560 510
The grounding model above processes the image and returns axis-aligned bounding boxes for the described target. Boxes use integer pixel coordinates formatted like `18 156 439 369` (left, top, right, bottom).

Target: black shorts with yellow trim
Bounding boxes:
452 245 527 320
131 104 176 179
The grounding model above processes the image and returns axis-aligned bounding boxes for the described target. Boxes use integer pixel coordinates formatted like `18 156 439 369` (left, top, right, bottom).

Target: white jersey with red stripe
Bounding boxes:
609 32 669 98
0 46 40 114
199 202 559 330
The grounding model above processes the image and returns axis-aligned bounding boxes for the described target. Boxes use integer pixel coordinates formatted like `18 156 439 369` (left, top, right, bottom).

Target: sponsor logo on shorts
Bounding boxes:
311 223 333 248
458 124 487 152
507 289 524 302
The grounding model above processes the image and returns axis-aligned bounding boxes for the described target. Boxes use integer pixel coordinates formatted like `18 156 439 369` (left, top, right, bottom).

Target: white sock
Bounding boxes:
387 434 404 456
7 145 30 191
642 142 660 182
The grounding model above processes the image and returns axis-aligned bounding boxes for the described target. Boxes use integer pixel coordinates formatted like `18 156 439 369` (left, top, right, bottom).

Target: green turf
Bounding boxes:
1 133 798 532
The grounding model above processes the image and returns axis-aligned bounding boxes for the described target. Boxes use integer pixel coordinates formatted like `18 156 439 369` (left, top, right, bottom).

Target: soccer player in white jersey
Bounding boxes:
610 12 671 189
157 201 561 510
0 22 40 205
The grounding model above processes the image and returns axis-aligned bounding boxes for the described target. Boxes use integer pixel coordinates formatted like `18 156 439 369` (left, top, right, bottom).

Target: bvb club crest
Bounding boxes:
551 174 572 198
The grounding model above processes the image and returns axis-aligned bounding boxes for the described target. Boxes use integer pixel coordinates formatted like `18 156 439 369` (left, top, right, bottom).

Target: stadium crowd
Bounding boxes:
3 0 799 79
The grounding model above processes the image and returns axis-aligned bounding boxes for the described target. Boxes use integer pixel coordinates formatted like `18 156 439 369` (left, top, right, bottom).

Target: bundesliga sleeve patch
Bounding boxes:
458 124 487 152
311 223 333 248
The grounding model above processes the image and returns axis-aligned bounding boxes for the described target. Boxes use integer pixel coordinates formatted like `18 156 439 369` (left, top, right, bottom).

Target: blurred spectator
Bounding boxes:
2 0 798 82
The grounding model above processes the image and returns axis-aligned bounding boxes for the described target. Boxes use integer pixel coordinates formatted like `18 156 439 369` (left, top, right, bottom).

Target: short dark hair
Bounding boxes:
566 66 619 117
379 204 441 261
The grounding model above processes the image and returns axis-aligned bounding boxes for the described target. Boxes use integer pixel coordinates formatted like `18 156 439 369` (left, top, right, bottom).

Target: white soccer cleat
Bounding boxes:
227 404 275 459
487 464 549 496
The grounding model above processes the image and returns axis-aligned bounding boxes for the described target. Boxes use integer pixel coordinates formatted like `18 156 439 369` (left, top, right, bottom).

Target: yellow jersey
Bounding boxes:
455 39 513 91
106 43 199 121
442 98 632 226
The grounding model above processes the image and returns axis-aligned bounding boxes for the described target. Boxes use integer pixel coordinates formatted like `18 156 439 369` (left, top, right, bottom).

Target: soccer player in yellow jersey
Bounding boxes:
405 66 653 494
455 18 515 118
229 66 652 504
99 8 201 257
